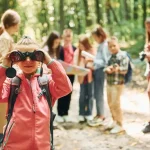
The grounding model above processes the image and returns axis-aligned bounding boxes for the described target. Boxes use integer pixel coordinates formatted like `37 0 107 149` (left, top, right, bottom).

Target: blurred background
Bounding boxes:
0 0 149 57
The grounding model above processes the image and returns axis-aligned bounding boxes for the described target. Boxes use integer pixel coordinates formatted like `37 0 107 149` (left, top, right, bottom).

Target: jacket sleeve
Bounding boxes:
0 66 11 103
47 60 72 105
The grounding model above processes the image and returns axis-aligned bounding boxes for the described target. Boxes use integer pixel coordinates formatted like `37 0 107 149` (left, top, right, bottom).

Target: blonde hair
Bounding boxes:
108 36 119 43
63 28 73 37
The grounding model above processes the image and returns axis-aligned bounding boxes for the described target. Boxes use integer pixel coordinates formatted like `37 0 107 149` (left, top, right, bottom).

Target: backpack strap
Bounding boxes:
38 74 55 150
7 77 21 120
0 76 21 145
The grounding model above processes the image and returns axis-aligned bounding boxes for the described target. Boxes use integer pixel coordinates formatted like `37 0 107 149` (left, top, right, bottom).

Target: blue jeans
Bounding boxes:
93 68 105 116
79 81 94 116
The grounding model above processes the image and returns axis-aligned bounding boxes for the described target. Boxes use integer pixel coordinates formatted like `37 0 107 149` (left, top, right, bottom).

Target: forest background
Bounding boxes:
0 0 149 58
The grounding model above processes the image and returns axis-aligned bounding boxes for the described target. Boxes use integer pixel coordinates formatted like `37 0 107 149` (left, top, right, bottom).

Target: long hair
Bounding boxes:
77 36 93 65
43 31 61 59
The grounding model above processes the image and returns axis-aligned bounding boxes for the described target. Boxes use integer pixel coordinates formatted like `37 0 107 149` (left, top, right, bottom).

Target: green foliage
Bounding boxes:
0 0 149 57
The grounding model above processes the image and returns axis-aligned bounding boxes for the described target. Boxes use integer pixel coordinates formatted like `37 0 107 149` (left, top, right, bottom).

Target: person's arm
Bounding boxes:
94 44 110 69
42 50 72 105
0 65 11 103
47 60 72 105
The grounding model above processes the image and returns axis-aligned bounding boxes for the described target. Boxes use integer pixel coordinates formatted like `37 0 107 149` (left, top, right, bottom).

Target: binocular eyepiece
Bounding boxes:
6 50 45 78
9 50 44 62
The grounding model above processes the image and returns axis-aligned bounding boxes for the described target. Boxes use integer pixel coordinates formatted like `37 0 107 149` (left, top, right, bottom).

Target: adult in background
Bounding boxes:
56 29 76 122
88 25 111 127
0 9 20 138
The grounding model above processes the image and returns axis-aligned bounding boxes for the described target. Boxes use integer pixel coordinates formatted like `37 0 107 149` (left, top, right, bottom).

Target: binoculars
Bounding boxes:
139 51 146 61
6 50 45 78
9 50 44 62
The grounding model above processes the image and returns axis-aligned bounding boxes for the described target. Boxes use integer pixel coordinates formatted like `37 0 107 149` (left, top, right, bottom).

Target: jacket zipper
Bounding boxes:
2 121 15 148
28 79 36 150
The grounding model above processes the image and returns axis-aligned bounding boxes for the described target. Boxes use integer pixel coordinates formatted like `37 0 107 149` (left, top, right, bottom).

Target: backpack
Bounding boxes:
124 52 133 84
0 75 55 150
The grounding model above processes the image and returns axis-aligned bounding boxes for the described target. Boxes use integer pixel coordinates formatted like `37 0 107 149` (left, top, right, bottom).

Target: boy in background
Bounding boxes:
104 37 129 134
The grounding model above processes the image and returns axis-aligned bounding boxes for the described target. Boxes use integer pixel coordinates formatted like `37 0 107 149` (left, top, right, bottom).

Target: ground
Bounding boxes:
53 80 150 150
52 61 150 150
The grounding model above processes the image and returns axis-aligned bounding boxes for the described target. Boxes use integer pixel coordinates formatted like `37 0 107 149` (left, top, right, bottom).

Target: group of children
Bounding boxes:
0 8 149 150
41 24 130 135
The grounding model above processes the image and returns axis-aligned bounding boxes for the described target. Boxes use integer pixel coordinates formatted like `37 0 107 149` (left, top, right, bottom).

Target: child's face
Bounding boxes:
63 35 72 44
108 40 120 54
17 49 40 75
52 38 60 49
92 34 102 44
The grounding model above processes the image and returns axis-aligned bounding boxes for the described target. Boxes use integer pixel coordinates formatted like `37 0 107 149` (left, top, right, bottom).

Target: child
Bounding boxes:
88 25 111 127
74 36 95 123
104 36 129 134
0 9 20 137
0 36 72 150
56 29 76 122
43 31 61 59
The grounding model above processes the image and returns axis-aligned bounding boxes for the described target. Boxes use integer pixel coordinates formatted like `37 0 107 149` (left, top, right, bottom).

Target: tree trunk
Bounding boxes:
123 0 130 20
83 0 89 26
133 0 138 20
59 0 64 34
95 0 100 24
143 0 147 27
106 0 111 24
106 0 119 24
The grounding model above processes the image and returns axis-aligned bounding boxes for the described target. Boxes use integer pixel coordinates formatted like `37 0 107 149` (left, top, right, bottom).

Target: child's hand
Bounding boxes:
40 49 52 65
2 52 12 67
105 66 114 74
113 64 120 72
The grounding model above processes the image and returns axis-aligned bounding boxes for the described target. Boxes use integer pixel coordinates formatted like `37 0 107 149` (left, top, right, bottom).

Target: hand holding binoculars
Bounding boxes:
6 50 45 78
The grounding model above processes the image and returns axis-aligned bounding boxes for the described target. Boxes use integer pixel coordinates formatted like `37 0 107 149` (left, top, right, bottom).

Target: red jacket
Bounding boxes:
0 60 72 150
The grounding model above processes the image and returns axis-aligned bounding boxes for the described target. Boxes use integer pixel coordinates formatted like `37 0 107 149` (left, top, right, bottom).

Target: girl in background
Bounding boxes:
88 25 111 127
0 9 20 137
43 31 61 59
74 36 95 123
56 29 76 122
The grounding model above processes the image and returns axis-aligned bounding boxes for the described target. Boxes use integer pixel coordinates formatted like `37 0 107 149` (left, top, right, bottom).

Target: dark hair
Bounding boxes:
43 31 61 59
1 9 20 29
92 25 107 42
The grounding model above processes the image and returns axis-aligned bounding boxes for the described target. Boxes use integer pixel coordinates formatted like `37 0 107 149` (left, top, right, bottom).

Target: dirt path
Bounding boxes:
53 82 150 150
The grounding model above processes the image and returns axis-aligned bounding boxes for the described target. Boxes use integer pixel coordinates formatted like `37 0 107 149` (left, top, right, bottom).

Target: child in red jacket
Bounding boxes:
0 36 72 150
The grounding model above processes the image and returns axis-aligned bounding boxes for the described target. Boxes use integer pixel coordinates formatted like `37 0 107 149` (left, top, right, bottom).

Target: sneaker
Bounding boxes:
110 124 124 134
104 121 116 130
142 122 150 133
56 115 64 123
85 115 93 122
63 115 73 122
78 115 85 123
88 116 104 127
